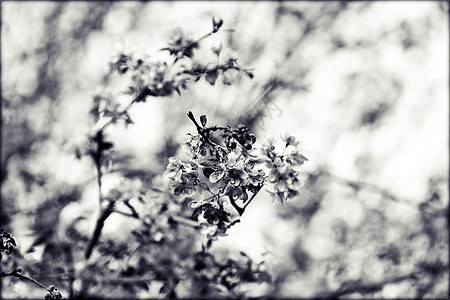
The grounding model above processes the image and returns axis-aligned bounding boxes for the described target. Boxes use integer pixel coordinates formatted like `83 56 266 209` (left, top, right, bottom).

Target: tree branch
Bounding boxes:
0 268 52 291
317 272 418 298
84 200 115 259
170 215 202 229
242 185 262 211
99 98 137 133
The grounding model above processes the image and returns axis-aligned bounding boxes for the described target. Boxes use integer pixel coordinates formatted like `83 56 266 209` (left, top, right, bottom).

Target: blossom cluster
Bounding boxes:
106 20 252 103
261 135 308 204
167 129 266 202
165 113 307 238
110 52 186 100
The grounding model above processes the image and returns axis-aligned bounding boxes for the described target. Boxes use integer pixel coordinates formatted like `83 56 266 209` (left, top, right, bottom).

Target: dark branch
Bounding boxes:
317 272 418 299
242 185 262 211
85 200 115 259
228 195 244 216
1 268 49 290
187 111 224 149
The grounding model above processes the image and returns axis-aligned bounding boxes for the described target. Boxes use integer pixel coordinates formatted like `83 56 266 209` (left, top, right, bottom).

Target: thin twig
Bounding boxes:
242 186 262 211
187 111 223 149
95 160 103 209
228 195 244 216
317 271 418 298
99 98 137 133
85 200 115 259
1 269 48 290
170 215 202 229
203 125 230 133
113 209 140 219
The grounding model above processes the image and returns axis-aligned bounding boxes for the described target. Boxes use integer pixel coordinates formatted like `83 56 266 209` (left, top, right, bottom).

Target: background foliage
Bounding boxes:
1 1 449 299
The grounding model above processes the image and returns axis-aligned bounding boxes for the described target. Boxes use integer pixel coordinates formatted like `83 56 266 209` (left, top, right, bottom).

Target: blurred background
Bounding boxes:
1 1 448 298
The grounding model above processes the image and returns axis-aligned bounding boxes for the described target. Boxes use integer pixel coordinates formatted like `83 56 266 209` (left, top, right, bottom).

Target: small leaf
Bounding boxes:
124 112 134 126
205 69 219 85
212 17 223 33
192 207 202 219
198 182 210 192
200 115 207 127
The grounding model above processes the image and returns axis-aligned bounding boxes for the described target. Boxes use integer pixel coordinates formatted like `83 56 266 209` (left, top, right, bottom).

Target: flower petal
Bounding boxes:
209 170 225 183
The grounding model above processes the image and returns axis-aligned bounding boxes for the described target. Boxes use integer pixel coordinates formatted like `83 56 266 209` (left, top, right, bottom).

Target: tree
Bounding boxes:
2 2 448 299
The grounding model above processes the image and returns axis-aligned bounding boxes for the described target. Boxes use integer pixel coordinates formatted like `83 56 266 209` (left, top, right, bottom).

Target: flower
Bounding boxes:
281 134 299 147
209 164 226 183
166 157 184 182
259 135 307 205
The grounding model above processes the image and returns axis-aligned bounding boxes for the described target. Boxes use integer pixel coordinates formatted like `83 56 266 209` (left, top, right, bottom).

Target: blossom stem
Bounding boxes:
228 195 244 216
203 125 229 133
170 215 201 229
99 98 138 133
242 185 262 211
187 111 222 149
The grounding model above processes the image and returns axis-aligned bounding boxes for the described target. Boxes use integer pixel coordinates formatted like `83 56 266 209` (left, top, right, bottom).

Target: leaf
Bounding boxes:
206 238 213 250
200 115 207 127
212 17 223 33
192 207 202 219
123 112 134 126
101 141 113 151
205 69 219 85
